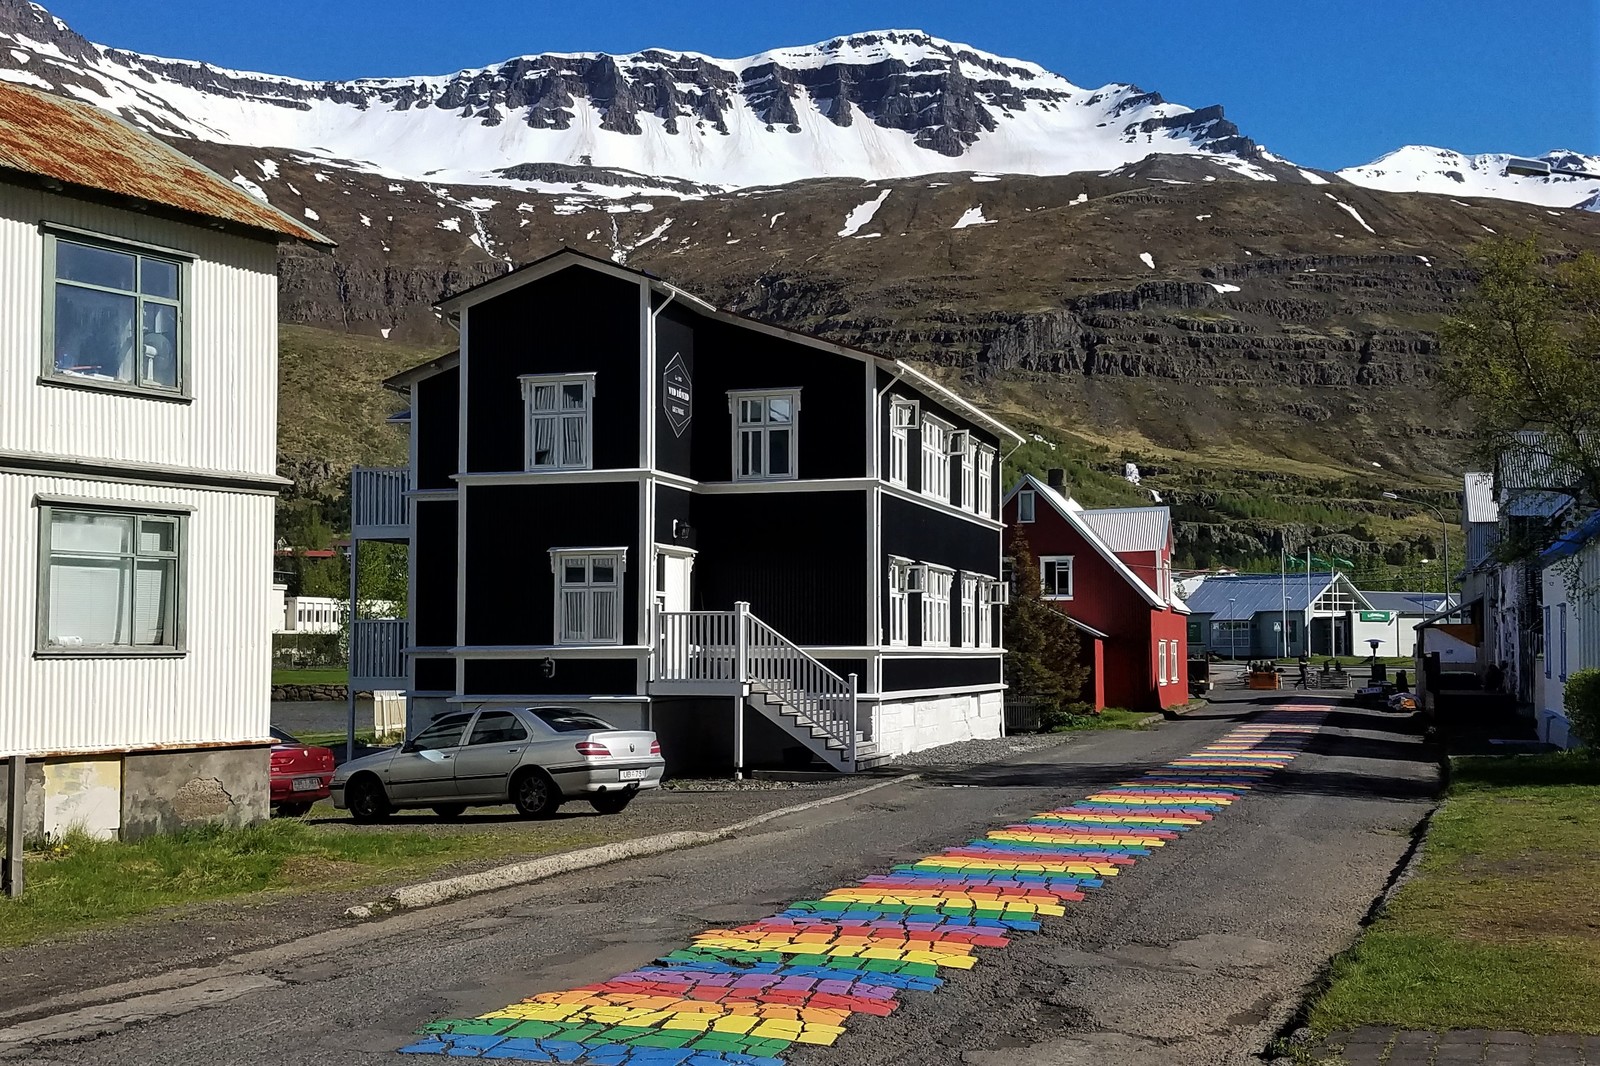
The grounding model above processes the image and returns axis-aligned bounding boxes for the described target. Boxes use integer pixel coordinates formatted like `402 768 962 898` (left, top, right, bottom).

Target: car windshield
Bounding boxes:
533 709 615 733
270 727 300 745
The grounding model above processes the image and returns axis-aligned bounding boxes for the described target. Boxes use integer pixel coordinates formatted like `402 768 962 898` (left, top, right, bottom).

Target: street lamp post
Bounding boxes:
1228 597 1238 662
1383 491 1452 607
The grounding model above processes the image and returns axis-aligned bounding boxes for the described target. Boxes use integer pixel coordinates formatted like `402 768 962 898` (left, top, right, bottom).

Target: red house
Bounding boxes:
1002 471 1190 712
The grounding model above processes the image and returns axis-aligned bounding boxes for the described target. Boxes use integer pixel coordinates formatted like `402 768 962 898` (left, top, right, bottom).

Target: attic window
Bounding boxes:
1017 489 1036 523
46 235 186 396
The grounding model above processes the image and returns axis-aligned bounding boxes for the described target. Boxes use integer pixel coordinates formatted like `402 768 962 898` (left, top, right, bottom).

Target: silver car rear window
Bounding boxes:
533 709 615 732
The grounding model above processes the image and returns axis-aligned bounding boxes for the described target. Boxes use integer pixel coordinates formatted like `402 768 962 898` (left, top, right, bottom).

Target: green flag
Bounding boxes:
1331 556 1355 569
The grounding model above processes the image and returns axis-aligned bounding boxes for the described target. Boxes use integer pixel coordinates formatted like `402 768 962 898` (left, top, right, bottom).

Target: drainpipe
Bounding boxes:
4 755 23 897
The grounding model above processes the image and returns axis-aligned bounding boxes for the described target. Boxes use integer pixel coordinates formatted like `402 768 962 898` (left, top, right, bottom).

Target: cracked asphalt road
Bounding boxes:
0 698 1437 1066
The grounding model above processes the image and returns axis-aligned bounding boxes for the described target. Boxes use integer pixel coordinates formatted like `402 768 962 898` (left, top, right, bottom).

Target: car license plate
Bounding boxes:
618 768 648 781
292 776 322 792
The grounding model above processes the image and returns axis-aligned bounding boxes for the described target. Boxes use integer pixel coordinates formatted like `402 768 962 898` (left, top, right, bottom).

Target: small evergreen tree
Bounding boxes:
1003 528 1088 719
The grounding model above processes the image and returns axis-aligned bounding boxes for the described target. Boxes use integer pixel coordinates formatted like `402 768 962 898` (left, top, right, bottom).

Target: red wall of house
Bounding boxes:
1005 491 1188 713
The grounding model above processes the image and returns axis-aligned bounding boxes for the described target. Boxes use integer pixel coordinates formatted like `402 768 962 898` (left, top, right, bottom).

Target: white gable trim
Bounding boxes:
1004 475 1167 609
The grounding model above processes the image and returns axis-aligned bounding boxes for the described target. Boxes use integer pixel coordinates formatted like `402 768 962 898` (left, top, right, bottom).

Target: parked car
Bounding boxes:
269 727 336 816
330 706 665 822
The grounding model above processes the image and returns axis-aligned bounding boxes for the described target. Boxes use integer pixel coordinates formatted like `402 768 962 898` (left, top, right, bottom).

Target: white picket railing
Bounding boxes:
656 602 861 763
352 466 409 533
351 618 408 686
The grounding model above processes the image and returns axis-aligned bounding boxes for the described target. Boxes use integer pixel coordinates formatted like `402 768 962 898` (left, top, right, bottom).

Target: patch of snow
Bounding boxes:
1547 209 1562 216
314 172 330 183
1331 199 1376 233
230 174 268 201
388 183 406 193
970 174 1001 183
1195 213 1211 220
1482 225 1496 233
464 197 500 209
438 217 462 232
256 159 279 180
286 182 300 196
1070 192 1088 205
1298 169 1330 184
952 205 995 229
1209 283 1240 293
1416 255 1431 266
769 212 785 228
1138 252 1155 270
516 203 535 213
726 238 741 244
838 189 891 237
10 49 31 63
552 203 586 215
359 213 371 227
380 327 391 339
303 207 319 220
586 229 599 240
928 182 949 187
854 232 882 239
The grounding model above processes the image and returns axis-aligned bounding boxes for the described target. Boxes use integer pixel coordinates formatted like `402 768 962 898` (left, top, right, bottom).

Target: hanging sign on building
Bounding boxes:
1359 611 1393 623
662 353 692 437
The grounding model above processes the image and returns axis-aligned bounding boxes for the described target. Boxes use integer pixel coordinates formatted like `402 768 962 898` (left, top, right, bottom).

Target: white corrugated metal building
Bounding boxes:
1537 512 1600 748
0 81 330 840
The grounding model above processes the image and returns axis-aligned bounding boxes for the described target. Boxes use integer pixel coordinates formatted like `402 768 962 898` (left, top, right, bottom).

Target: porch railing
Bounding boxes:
351 466 409 536
656 602 862 762
351 617 408 687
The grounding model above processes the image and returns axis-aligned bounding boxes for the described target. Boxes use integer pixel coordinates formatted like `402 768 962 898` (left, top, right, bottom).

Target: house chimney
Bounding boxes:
1047 468 1066 493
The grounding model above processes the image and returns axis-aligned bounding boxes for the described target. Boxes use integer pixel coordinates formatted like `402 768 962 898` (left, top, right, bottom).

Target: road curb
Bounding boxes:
1132 713 1164 728
343 773 922 920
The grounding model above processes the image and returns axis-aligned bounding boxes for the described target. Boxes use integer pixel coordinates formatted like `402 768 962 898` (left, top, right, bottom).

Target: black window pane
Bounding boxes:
469 712 528 745
533 709 614 732
141 258 179 299
411 714 470 750
55 285 136 382
58 242 136 290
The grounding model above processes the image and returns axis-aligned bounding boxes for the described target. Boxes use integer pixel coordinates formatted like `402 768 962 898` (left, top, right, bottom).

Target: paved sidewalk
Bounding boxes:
1315 1027 1600 1065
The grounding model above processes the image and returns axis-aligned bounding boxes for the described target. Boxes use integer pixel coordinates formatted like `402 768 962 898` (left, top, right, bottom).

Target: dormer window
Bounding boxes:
521 373 595 471
730 390 799 481
46 233 186 396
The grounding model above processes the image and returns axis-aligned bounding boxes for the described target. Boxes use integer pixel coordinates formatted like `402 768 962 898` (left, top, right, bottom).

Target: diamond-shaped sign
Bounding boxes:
663 352 692 437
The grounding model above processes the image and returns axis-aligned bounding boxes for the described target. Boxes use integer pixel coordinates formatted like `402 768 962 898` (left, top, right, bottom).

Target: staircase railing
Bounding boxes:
656 601 861 763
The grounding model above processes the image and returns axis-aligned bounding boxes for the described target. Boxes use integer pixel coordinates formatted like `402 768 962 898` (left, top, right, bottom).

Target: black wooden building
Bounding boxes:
372 250 1021 772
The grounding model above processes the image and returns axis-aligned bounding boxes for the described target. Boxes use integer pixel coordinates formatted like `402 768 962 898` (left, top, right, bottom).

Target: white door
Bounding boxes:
657 549 695 613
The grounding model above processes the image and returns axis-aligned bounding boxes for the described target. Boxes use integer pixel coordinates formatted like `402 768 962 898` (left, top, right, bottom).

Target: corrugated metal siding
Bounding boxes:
1464 472 1498 524
0 186 279 476
0 472 272 757
1077 507 1170 553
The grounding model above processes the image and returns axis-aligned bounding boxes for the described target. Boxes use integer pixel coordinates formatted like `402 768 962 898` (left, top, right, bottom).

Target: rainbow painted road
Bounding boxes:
398 705 1327 1064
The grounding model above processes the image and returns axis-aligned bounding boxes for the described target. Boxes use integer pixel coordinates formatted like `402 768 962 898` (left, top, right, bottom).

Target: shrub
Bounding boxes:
1563 667 1600 752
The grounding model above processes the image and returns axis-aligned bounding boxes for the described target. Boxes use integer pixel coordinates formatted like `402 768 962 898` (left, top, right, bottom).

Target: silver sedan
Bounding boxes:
330 705 665 821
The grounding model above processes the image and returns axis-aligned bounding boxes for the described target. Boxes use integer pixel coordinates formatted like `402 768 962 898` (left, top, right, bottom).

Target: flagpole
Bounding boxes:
1306 546 1313 659
1280 537 1288 659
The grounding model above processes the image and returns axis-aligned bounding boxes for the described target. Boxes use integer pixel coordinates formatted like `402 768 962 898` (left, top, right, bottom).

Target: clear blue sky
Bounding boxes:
44 0 1598 170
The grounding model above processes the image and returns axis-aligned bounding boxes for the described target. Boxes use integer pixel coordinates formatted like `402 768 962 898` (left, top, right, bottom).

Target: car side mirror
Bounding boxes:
400 739 419 754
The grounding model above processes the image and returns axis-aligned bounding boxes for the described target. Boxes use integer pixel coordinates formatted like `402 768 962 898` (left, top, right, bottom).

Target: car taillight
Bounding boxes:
649 740 661 755
575 741 610 757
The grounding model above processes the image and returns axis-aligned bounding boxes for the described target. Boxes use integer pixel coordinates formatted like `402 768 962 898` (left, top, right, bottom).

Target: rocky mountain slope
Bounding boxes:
7 0 1600 567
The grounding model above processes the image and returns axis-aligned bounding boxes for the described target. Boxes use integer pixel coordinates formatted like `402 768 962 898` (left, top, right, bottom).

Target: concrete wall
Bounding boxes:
0 745 266 842
876 690 1003 758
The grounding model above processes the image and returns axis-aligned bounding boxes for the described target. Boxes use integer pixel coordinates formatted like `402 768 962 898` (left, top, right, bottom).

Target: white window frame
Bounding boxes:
1040 555 1074 600
1170 640 1181 683
1016 489 1036 524
960 573 978 648
975 445 994 518
921 415 952 502
550 548 627 646
729 389 801 482
888 400 917 487
886 556 912 646
37 502 188 656
521 372 596 471
976 577 997 648
921 566 953 648
44 230 190 398
959 437 977 513
1159 640 1169 685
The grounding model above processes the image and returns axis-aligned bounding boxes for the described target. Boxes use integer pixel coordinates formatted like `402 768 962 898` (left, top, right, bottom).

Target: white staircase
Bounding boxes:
655 602 878 772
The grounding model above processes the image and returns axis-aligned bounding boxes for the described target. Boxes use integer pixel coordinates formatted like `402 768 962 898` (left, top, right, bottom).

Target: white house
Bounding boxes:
1537 512 1600 748
0 83 330 840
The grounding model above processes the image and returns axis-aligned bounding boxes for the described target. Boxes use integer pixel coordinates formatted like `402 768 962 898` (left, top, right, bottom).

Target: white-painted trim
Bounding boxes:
519 371 597 471
727 388 802 482
863 682 1008 702
452 645 651 658
866 361 881 661
881 481 1004 530
455 309 470 698
454 468 654 485
1008 474 1167 609
447 693 651 704
801 645 1007 657
438 252 649 312
697 477 875 494
409 489 459 501
1040 555 1075 599
888 360 1024 445
549 548 628 646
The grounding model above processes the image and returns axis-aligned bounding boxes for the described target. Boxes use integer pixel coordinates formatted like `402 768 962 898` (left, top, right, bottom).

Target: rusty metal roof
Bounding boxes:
0 81 331 245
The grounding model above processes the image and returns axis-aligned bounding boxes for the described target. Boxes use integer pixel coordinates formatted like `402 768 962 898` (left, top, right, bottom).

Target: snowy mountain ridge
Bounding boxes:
0 0 1594 209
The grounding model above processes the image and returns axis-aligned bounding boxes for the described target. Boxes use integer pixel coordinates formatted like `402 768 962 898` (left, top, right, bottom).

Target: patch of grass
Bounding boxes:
272 667 349 686
1308 752 1600 1035
1050 707 1155 732
0 817 621 948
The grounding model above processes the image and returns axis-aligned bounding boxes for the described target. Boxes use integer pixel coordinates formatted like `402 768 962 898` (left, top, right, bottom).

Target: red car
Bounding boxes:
270 727 336 816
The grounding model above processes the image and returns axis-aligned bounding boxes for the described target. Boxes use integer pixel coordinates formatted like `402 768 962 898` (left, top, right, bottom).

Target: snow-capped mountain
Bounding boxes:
1339 146 1600 210
0 0 1274 192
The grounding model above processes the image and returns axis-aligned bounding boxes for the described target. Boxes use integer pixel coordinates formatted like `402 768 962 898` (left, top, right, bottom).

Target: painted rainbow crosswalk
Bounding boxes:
398 705 1326 1064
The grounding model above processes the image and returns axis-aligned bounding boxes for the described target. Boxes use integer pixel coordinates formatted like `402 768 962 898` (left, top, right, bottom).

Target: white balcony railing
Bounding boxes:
351 617 408 688
351 466 409 538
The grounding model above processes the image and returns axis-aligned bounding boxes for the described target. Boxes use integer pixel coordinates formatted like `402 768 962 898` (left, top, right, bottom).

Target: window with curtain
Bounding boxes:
976 578 995 649
960 573 978 648
888 400 916 487
42 506 184 653
552 550 625 645
49 236 184 393
921 416 952 502
521 373 595 470
731 390 800 481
